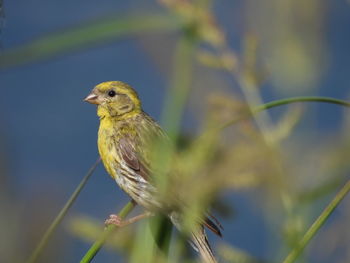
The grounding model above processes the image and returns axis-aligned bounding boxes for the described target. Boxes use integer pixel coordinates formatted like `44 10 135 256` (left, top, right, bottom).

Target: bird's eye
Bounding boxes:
108 90 116 97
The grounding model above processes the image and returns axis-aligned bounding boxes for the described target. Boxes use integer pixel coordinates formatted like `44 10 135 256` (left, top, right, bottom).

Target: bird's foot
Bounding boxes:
105 214 124 227
104 211 153 228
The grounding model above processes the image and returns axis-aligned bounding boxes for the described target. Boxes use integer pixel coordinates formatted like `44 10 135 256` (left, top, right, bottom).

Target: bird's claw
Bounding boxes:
105 214 123 227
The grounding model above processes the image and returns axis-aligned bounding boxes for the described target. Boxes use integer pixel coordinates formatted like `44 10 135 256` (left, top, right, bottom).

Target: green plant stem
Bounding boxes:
221 96 350 130
26 158 101 263
253 96 350 112
151 215 173 257
282 179 350 263
80 200 136 263
161 30 197 139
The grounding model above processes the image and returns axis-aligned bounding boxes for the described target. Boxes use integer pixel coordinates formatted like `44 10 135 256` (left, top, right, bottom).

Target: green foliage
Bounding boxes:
2 1 349 263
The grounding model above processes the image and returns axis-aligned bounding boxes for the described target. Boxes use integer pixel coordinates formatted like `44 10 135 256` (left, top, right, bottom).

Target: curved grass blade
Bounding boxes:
221 96 350 130
26 158 101 263
253 96 350 112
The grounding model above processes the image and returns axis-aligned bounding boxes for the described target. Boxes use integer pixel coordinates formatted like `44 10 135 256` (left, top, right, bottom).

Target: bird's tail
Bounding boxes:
191 226 217 263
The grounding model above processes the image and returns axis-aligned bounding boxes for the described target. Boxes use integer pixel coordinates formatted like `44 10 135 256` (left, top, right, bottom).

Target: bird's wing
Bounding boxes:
203 215 223 237
118 115 168 182
118 136 150 181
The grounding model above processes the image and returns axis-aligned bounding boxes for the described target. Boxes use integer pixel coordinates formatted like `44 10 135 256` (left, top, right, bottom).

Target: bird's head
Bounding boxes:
84 81 142 118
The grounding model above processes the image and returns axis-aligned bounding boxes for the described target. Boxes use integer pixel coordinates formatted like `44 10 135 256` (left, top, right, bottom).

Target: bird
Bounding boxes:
84 81 222 262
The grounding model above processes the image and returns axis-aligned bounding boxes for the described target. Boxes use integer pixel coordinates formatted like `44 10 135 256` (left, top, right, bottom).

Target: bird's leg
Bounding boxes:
105 211 153 227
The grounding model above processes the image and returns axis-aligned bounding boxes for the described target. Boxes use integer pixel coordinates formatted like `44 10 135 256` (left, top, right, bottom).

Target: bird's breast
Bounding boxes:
97 123 119 180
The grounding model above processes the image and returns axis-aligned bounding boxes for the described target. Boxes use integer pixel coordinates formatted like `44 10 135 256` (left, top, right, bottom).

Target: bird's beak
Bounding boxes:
84 92 100 105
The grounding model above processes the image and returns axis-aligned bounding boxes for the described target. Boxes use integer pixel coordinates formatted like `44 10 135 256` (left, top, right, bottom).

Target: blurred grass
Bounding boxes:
218 243 269 263
0 13 181 69
125 21 198 262
4 1 349 263
26 158 100 263
77 95 350 263
68 215 135 252
283 180 350 263
80 200 136 263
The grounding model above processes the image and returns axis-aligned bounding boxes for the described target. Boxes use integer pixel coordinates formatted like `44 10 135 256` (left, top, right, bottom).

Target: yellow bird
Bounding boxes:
85 81 222 262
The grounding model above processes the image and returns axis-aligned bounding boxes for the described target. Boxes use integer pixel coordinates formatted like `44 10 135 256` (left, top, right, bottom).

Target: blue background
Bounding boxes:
1 0 349 262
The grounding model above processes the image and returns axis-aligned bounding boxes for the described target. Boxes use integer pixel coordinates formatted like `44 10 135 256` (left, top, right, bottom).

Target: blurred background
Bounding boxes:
0 0 350 262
